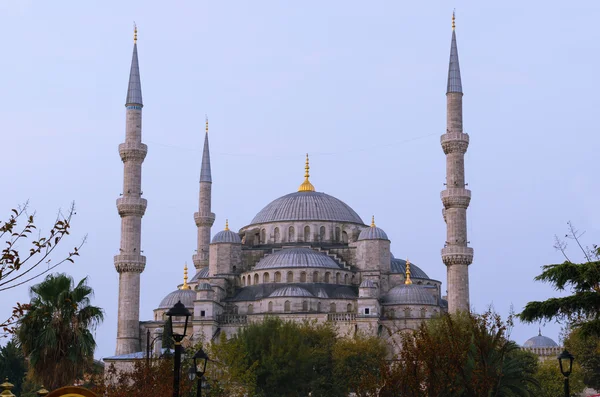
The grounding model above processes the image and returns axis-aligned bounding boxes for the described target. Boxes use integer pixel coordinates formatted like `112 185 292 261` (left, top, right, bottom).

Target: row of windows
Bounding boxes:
383 307 438 319
242 271 352 286
246 301 354 314
257 225 349 244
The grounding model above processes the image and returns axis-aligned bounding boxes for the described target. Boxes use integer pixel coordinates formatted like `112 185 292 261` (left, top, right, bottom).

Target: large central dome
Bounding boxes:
250 191 364 225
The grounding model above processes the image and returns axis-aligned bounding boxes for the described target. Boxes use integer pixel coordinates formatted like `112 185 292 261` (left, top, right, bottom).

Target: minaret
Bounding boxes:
441 13 473 313
114 26 148 355
192 118 215 270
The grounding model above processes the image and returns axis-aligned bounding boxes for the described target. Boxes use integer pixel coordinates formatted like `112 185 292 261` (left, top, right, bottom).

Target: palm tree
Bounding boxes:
16 273 103 390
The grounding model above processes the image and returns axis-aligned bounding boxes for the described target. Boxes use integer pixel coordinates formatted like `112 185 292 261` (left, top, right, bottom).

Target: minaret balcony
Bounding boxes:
440 188 471 209
194 211 216 227
441 132 469 154
441 246 473 266
114 254 146 273
192 252 208 268
117 197 147 217
119 142 148 162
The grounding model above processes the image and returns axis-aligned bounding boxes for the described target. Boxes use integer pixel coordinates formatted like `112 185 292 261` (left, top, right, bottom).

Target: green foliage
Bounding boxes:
0 338 27 394
564 328 600 390
162 316 174 350
532 359 585 397
16 273 104 390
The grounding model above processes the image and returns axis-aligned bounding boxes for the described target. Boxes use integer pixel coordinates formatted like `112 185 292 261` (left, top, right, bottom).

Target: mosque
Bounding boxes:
105 16 485 366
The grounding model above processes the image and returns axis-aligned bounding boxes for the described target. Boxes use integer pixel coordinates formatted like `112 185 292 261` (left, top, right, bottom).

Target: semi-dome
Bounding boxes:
523 334 558 348
269 286 314 298
255 247 341 270
382 284 437 305
390 258 430 279
250 191 363 225
158 289 196 309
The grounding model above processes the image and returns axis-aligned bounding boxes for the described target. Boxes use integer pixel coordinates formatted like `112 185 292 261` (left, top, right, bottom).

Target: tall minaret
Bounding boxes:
192 118 215 270
441 13 473 313
114 26 147 355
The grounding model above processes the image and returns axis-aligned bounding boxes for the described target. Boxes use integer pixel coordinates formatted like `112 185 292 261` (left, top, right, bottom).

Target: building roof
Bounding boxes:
382 284 438 305
390 258 430 279
249 191 363 225
254 247 341 270
126 42 143 106
269 286 314 298
227 283 357 302
212 229 242 244
358 226 389 241
523 334 558 348
158 289 196 309
359 279 377 288
197 283 212 291
190 266 210 282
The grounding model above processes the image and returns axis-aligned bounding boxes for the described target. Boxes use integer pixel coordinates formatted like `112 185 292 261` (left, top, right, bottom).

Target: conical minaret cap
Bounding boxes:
447 12 463 94
200 117 212 183
126 25 143 106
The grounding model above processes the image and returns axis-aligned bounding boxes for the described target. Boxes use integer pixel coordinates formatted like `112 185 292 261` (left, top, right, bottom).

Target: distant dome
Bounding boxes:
212 229 241 244
390 258 430 279
359 279 377 288
358 226 389 241
382 284 437 305
523 334 558 348
250 191 363 225
255 247 341 270
269 286 314 298
158 289 195 309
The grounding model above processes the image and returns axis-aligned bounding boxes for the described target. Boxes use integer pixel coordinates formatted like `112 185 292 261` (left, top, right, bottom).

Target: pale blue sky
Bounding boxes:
2 1 599 359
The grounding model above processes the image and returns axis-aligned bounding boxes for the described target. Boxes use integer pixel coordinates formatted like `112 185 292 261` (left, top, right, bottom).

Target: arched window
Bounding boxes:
268 301 273 312
388 308 395 319
313 272 319 283
274 227 280 243
342 231 348 243
404 308 411 318
254 274 259 284
319 226 326 241
330 303 337 313
304 226 310 242
288 226 295 242
263 272 270 283
421 308 427 318
287 271 293 283
284 301 291 312
233 306 238 314
336 273 341 284
233 265 237 273
260 229 266 244
300 272 307 282
302 301 308 311
346 303 353 313
275 272 282 283
248 304 253 314
324 272 331 283
335 227 341 242
344 274 348 285
242 276 246 286
317 302 322 312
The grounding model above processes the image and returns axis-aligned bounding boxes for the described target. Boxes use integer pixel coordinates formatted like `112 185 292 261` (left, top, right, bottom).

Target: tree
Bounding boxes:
564 327 600 390
519 222 600 337
531 359 585 397
1 202 84 335
0 338 27 394
16 273 104 390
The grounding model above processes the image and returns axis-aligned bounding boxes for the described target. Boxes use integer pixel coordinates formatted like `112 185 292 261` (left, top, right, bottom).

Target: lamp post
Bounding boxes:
189 348 210 397
558 349 575 397
166 300 192 397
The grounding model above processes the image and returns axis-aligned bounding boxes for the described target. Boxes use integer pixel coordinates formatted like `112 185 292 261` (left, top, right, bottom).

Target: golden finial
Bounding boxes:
134 23 138 43
405 259 413 285
205 115 209 135
298 153 315 192
371 216 376 227
452 10 456 30
181 263 191 290
225 219 229 231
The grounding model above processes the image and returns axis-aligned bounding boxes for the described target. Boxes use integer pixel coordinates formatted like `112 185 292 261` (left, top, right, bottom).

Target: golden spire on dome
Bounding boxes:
371 216 376 227
205 115 209 134
405 259 413 285
181 263 191 290
298 153 315 192
225 219 229 231
134 23 138 43
452 10 456 30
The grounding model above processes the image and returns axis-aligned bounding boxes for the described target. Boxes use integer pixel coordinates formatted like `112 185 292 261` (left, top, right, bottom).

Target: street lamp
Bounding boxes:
189 348 210 397
558 349 575 397
166 300 192 397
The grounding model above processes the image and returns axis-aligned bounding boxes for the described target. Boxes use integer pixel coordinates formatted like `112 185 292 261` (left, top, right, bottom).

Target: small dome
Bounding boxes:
158 289 196 309
359 279 377 288
390 258 430 279
358 226 389 241
382 284 437 305
212 229 241 244
196 283 212 291
269 286 314 298
523 334 558 348
255 247 340 270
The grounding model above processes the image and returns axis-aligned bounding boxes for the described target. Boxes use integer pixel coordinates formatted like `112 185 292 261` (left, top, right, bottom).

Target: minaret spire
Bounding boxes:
193 117 216 270
405 259 412 285
441 12 473 313
114 26 148 355
298 153 315 192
